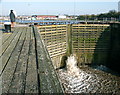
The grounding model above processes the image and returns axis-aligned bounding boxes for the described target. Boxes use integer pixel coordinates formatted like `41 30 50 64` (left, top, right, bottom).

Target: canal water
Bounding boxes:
0 20 95 25
1 20 80 24
57 56 120 94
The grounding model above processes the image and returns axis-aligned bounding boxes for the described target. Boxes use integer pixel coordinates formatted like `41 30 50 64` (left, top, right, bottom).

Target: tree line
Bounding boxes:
77 10 120 21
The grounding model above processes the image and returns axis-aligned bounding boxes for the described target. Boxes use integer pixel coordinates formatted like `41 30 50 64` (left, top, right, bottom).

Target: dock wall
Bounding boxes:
71 24 110 66
37 24 113 68
107 23 120 73
37 25 67 68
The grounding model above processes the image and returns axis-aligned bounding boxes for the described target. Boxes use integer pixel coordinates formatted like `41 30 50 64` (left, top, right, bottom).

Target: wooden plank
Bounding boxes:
8 27 30 93
0 28 2 95
2 27 27 93
33 27 64 93
72 24 110 27
1 26 16 43
50 51 66 58
25 28 39 93
40 41 64 93
0 27 23 74
37 24 67 28
1 28 18 49
47 42 66 48
2 33 11 44
1 28 20 56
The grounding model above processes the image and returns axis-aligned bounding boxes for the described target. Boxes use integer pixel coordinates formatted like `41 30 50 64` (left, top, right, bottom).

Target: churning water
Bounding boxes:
66 56 80 77
57 55 120 93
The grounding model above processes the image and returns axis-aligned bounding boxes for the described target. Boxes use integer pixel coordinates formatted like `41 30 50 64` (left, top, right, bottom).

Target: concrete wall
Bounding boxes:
107 23 120 73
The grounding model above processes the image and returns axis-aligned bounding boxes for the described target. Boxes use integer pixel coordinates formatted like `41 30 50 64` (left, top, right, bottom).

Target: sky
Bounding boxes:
1 0 119 2
0 0 119 16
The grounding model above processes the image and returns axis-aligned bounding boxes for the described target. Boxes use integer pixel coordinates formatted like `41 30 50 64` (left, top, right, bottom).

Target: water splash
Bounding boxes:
66 55 80 77
57 55 120 93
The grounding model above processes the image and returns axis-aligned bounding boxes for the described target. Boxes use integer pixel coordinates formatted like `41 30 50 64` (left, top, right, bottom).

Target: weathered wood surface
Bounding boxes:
33 27 63 93
1 28 20 55
1 26 64 94
0 28 23 74
2 33 11 44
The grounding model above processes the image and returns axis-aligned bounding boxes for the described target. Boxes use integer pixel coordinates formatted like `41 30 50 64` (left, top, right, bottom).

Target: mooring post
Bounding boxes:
67 24 72 56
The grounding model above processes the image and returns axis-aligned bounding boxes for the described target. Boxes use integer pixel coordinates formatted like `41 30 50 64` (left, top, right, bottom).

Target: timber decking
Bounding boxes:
0 27 63 94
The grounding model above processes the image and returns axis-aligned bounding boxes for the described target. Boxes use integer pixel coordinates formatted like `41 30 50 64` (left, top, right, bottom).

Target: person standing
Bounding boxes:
9 10 16 27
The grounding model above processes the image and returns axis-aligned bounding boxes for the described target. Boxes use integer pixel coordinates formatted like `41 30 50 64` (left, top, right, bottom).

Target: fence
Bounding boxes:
37 24 110 68
37 25 67 68
71 24 110 65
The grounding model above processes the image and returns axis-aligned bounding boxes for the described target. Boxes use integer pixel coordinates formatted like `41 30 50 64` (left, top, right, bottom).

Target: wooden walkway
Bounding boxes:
0 27 64 94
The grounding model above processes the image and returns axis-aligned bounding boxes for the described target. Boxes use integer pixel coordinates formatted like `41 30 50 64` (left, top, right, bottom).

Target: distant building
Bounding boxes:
118 1 120 12
36 15 57 20
58 15 66 19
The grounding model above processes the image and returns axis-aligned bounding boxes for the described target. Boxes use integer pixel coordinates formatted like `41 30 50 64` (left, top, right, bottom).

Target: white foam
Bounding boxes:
66 55 80 77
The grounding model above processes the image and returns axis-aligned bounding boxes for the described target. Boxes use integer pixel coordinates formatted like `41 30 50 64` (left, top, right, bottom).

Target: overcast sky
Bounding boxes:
1 0 119 16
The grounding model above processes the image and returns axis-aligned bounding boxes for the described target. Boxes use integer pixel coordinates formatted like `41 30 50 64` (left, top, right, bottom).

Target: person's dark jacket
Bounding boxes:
10 11 16 22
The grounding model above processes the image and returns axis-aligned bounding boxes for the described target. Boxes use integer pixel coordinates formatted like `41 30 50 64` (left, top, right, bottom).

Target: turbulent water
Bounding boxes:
57 56 120 94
